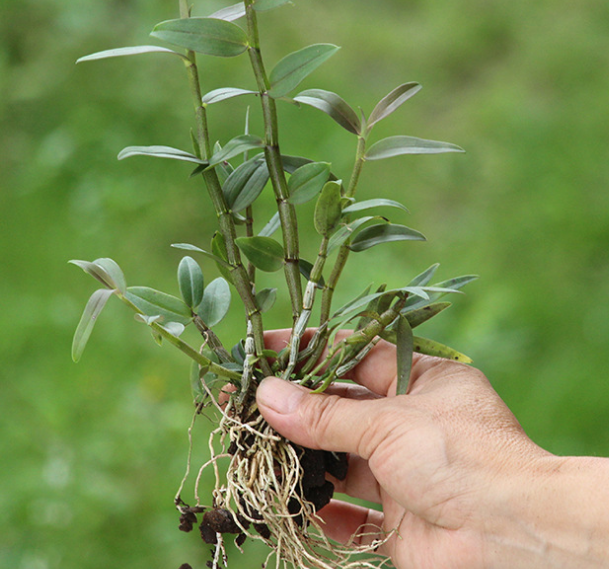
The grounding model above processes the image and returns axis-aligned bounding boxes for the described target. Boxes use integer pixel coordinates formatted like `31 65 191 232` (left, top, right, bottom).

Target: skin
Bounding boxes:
256 329 609 568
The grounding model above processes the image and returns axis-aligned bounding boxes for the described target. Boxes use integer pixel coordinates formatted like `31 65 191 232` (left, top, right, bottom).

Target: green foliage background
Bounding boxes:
2 0 609 567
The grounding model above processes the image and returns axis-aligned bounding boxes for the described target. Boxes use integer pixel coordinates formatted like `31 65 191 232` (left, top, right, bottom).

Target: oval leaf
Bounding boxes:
151 18 249 58
198 277 231 327
178 256 204 309
202 87 257 105
77 45 187 64
365 136 465 161
349 223 426 252
342 198 409 215
209 2 246 21
268 44 340 99
395 315 414 395
235 236 284 272
125 286 192 325
294 89 361 135
368 82 422 129
223 156 270 212
314 181 342 237
117 145 206 164
287 161 331 205
206 134 264 169
255 288 277 313
72 289 114 362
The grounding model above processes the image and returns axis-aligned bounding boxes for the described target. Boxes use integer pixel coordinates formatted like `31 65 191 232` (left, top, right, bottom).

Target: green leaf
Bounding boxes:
368 82 422 129
125 286 193 325
69 258 126 293
314 181 342 237
223 156 269 212
171 243 232 268
202 87 257 105
151 17 249 57
298 259 325 288
198 277 231 327
327 216 376 253
268 44 340 99
211 232 235 284
349 223 426 252
331 285 376 320
287 161 331 205
395 315 414 395
403 302 451 329
117 145 206 165
253 0 292 10
206 134 264 169
209 2 246 21
72 289 114 362
76 45 187 64
342 198 409 215
408 263 440 287
178 256 204 309
259 212 280 237
294 89 360 135
235 236 284 272
281 154 313 173
255 288 277 313
161 322 186 337
413 336 472 364
404 275 477 312
365 136 465 161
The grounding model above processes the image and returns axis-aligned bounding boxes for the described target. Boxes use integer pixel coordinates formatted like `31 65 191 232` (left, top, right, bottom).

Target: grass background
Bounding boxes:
2 0 609 567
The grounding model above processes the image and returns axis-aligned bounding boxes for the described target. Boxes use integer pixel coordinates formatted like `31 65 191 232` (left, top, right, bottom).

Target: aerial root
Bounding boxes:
178 395 393 569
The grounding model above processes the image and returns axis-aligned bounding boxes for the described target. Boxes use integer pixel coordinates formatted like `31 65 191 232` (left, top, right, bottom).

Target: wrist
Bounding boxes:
486 455 609 568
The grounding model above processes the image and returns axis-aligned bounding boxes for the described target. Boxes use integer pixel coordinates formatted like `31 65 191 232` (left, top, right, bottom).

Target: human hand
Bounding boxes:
257 330 609 568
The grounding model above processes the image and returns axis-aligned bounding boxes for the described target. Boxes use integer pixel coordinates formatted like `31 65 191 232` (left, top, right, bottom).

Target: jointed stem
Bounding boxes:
181 26 272 378
244 0 303 321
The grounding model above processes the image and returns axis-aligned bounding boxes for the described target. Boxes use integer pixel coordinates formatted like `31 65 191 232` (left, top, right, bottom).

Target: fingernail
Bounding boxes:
257 376 306 415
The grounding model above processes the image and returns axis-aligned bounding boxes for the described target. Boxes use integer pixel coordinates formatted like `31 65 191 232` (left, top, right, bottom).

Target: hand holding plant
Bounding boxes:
71 1 475 567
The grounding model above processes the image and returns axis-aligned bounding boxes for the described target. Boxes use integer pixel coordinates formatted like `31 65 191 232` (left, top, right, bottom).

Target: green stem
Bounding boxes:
181 43 271 377
244 0 303 320
319 135 368 324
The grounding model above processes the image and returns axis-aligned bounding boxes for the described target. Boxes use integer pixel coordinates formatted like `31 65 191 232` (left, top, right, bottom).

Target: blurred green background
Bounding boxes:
2 0 609 567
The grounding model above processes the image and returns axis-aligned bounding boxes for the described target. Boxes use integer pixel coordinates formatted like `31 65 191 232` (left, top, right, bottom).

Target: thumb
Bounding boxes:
256 376 387 457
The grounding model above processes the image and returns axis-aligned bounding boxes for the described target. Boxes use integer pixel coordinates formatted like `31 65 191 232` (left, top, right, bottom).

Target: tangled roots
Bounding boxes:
175 394 393 569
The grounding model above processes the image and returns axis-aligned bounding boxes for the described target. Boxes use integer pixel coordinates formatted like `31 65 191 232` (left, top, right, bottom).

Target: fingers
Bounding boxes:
317 500 385 548
256 376 403 457
330 454 382 504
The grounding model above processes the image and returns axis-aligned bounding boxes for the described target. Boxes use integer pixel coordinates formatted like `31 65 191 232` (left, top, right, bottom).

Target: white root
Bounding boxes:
177 390 394 569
